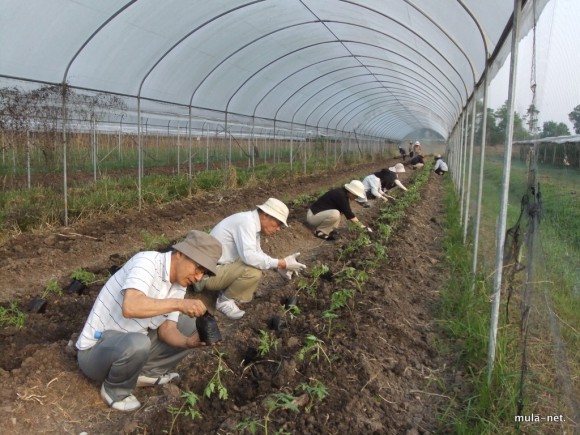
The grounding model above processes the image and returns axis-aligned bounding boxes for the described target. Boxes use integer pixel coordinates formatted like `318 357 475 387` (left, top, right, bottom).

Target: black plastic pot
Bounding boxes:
282 295 297 309
242 346 259 366
65 279 86 295
268 315 286 331
196 312 222 344
27 296 47 313
108 265 121 275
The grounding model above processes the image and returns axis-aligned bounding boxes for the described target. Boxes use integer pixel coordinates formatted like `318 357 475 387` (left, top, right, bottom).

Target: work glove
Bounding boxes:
363 226 373 233
284 253 307 272
277 268 294 280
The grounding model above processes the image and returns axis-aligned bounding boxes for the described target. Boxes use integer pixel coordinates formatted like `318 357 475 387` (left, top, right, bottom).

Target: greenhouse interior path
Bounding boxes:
0 160 462 434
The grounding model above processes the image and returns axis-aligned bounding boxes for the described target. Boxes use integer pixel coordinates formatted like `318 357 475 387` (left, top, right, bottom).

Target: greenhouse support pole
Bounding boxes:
472 71 489 276
188 109 192 178
463 99 477 244
92 114 97 182
137 97 143 211
26 130 31 189
61 84 69 226
459 111 469 226
177 121 180 176
488 0 522 382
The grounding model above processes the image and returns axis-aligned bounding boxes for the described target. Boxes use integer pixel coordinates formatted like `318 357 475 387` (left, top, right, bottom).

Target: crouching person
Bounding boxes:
75 230 222 412
307 179 372 240
433 154 448 175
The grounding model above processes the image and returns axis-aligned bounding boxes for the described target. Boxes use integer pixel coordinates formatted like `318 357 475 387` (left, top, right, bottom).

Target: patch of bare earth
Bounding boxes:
0 161 456 434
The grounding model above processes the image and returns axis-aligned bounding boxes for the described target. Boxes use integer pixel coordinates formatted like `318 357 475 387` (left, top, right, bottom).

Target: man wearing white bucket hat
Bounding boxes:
306 179 372 240
196 198 306 320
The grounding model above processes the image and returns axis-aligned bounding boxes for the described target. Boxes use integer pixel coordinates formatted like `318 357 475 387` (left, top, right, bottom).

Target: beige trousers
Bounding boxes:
306 208 341 235
193 259 263 313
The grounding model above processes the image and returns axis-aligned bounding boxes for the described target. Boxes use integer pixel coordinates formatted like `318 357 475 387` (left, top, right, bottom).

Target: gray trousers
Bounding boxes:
77 315 196 401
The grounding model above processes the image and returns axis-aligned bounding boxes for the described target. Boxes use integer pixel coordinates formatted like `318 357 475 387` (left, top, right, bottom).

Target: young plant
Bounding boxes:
204 349 232 400
258 329 279 357
296 263 330 298
236 393 299 435
167 391 202 435
41 278 62 300
0 302 27 329
70 268 96 285
297 379 329 413
297 334 332 367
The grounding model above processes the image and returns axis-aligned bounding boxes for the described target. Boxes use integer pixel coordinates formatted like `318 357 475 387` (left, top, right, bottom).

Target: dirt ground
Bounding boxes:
0 159 456 434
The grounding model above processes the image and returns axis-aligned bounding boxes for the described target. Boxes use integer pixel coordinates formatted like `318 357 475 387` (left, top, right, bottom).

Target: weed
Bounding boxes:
0 302 27 329
70 268 96 285
141 230 169 250
41 278 62 300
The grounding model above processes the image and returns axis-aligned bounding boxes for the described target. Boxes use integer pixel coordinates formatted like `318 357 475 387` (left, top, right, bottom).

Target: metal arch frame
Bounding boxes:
334 97 407 132
307 77 453 129
367 108 447 138
338 98 443 134
255 54 457 121
223 27 469 128
346 104 413 136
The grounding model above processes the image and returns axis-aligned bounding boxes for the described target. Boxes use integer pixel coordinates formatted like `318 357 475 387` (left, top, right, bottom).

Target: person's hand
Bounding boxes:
284 253 307 272
180 299 207 318
363 226 373 233
278 268 294 280
185 332 207 348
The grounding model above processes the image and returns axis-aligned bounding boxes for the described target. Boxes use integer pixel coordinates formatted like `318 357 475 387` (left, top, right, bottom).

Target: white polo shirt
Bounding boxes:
210 210 278 270
76 251 185 350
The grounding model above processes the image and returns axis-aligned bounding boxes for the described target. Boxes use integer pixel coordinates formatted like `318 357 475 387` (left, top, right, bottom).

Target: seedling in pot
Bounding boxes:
268 315 286 332
28 278 62 313
0 301 27 329
66 268 96 294
257 329 279 357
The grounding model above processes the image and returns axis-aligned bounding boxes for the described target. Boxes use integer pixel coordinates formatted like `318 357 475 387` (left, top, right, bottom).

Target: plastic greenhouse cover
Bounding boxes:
0 0 549 140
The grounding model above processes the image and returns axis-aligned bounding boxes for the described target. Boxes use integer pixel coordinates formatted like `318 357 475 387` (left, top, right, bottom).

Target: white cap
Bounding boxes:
257 198 289 227
388 163 406 173
414 141 420 145
344 180 366 200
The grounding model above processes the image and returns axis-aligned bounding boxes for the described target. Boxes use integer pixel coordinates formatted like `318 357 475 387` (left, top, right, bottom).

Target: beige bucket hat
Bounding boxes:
257 198 289 227
173 230 222 276
388 162 406 173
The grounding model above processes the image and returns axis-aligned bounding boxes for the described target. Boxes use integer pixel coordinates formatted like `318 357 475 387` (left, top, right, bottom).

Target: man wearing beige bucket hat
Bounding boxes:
75 230 222 412
195 198 307 320
306 179 372 240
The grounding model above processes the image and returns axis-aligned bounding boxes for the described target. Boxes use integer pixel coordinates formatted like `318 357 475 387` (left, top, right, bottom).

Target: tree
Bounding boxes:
494 101 530 142
568 105 580 134
540 121 570 138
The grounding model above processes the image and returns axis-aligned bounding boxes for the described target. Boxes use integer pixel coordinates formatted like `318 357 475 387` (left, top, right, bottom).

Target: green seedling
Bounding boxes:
167 391 202 435
296 263 330 297
0 302 27 329
236 393 298 435
297 334 332 367
297 379 329 413
204 349 232 400
284 303 301 320
70 268 96 285
258 329 279 357
41 278 62 300
141 230 170 250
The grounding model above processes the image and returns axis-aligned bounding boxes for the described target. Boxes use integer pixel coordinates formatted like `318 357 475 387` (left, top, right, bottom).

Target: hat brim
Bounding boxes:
344 184 366 200
257 205 288 226
173 242 219 276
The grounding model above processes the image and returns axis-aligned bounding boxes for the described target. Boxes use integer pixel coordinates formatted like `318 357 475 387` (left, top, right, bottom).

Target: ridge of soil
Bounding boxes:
0 160 457 434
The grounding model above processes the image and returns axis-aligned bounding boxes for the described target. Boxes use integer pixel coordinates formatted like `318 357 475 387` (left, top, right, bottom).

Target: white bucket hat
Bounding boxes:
344 179 366 200
389 163 406 173
414 141 420 145
257 198 289 227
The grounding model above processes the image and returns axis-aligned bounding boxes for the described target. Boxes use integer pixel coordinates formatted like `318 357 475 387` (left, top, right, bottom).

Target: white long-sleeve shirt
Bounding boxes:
434 159 448 172
362 174 383 198
210 209 278 270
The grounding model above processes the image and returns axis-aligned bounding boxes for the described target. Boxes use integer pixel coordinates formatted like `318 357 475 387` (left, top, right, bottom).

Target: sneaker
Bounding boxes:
136 372 180 387
216 294 245 319
100 384 141 412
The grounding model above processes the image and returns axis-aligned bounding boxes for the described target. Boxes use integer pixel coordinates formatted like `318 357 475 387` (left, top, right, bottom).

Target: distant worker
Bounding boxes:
412 141 423 156
357 164 408 207
398 145 407 160
307 180 371 241
563 154 570 166
433 154 448 175
408 141 414 157
197 198 306 320
408 153 425 169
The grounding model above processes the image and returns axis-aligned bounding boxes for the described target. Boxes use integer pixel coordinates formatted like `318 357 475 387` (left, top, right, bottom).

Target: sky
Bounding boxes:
488 0 580 132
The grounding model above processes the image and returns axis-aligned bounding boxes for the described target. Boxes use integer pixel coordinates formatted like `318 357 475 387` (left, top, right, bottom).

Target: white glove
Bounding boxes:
364 226 373 233
284 253 307 272
278 268 293 280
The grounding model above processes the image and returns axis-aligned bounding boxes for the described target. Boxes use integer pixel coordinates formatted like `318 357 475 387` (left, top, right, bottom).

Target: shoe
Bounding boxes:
314 230 335 241
100 384 141 412
329 229 340 239
362 203 371 208
136 372 180 387
216 294 245 319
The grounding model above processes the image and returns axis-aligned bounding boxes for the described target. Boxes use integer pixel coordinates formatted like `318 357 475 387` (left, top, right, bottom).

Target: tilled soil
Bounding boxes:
0 160 455 434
